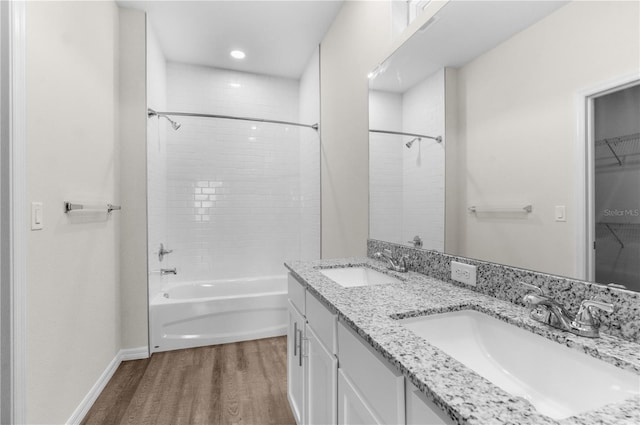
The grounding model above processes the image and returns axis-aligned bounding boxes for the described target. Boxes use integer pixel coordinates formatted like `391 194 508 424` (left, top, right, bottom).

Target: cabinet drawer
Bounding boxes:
337 322 405 425
306 291 337 354
288 273 306 315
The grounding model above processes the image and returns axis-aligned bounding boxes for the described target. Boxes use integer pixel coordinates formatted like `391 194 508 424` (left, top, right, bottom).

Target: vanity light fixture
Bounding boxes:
230 49 246 59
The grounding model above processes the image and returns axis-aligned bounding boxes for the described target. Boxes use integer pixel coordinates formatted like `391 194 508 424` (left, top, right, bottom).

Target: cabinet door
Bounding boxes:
406 381 454 425
337 369 382 425
288 301 306 425
337 322 405 424
305 324 337 425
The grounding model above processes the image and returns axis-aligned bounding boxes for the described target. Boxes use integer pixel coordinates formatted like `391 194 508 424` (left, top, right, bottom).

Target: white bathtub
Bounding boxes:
150 275 288 353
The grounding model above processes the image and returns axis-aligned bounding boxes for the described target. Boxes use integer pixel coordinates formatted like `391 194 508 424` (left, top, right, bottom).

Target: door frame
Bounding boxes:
576 72 640 282
1 1 27 423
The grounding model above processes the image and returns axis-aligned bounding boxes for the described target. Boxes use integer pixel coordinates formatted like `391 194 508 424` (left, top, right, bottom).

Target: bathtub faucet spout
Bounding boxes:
161 268 177 275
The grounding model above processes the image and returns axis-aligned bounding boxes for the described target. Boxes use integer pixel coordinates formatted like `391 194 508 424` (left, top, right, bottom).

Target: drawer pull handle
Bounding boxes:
297 329 304 367
294 322 298 356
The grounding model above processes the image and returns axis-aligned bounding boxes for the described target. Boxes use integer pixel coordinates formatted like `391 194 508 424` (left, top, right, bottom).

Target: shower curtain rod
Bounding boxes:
148 109 318 131
369 129 442 143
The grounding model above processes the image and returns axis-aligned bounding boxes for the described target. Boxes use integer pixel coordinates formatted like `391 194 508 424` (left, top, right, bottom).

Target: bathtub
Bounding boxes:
150 275 288 353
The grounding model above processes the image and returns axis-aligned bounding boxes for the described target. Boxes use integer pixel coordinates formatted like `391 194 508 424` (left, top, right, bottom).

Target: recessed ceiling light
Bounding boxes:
230 50 246 59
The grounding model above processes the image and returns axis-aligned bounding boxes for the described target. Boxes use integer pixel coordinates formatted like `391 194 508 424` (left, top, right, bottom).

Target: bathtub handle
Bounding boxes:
158 243 173 262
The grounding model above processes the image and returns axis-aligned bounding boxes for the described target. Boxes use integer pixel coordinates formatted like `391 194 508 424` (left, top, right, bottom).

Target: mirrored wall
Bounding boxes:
369 0 640 291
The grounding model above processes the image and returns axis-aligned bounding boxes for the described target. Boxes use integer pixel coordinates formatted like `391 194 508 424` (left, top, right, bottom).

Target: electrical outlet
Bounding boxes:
451 261 477 286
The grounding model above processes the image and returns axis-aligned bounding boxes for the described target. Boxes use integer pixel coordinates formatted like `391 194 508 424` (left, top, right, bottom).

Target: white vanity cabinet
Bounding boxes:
287 274 338 425
288 273 452 425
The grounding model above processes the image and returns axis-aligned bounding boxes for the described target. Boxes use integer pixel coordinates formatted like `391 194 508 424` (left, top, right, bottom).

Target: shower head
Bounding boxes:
406 137 421 148
166 116 181 130
147 108 181 131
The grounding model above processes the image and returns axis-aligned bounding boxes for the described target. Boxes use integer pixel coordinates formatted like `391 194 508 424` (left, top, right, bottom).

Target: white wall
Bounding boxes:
298 47 321 261
118 7 148 351
454 0 640 277
26 2 120 422
146 22 168 298
319 0 394 258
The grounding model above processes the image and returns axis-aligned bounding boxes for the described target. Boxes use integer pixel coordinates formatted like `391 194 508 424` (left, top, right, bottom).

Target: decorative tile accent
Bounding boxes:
368 239 640 344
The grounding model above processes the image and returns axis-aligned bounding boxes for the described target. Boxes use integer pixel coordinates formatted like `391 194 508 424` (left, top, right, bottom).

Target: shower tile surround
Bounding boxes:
153 62 320 283
285 251 640 424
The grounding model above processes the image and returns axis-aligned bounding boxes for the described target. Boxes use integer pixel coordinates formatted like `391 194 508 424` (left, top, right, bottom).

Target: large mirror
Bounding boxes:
369 0 640 291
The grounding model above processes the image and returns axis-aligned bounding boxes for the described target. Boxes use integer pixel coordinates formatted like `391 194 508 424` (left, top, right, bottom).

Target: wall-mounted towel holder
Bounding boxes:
468 205 532 214
64 202 122 214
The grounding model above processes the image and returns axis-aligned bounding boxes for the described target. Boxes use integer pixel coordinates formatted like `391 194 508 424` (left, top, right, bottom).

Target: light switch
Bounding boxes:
555 205 566 222
31 202 43 230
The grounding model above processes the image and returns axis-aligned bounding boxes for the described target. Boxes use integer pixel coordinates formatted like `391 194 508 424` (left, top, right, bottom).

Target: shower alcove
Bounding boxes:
146 45 320 352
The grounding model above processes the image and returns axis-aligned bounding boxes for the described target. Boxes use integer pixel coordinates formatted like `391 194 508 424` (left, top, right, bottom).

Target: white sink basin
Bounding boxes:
319 266 401 287
398 309 640 419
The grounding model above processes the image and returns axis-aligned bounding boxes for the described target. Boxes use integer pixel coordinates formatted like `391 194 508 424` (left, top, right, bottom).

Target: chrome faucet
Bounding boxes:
160 268 177 276
374 249 408 273
521 282 614 338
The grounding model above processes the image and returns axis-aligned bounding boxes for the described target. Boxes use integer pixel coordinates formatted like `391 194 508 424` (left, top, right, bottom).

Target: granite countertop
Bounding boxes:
284 257 640 425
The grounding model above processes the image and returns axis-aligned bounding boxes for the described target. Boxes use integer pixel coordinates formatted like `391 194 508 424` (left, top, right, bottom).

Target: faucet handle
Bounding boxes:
577 299 614 318
572 299 614 336
520 282 550 309
521 281 544 296
580 299 614 313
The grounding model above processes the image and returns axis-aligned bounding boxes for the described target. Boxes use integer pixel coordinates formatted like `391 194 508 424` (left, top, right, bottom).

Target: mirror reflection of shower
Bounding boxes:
148 108 181 130
405 137 421 148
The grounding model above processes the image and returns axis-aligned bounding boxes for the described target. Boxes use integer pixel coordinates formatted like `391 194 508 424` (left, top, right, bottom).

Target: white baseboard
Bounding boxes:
120 346 150 361
66 346 149 425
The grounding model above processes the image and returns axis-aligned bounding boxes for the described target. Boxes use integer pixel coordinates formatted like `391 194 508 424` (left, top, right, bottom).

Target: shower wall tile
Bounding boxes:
160 62 318 283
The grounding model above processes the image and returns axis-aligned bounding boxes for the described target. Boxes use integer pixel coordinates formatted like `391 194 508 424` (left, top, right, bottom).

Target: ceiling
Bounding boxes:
118 0 344 79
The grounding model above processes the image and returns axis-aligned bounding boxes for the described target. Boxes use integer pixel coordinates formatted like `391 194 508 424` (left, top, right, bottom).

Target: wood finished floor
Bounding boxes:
81 336 295 425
